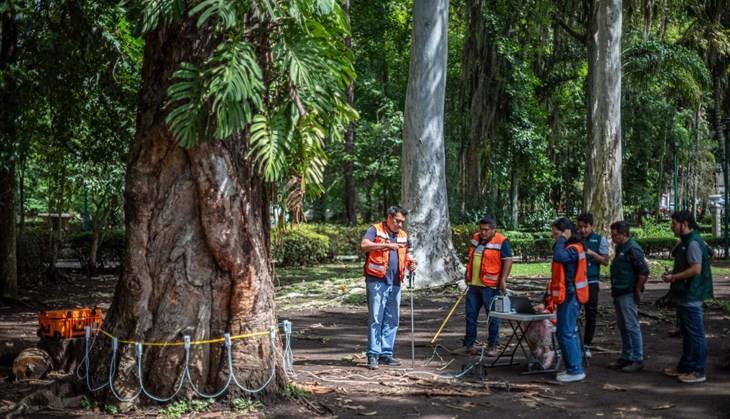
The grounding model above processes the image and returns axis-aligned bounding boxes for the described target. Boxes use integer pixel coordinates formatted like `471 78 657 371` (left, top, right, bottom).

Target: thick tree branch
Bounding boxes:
552 13 586 43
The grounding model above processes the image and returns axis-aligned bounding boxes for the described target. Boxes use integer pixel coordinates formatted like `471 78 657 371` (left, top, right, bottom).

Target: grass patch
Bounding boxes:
510 261 551 277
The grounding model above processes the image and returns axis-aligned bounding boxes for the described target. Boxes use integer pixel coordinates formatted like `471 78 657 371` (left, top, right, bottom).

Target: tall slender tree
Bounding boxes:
0 1 18 299
584 0 623 234
402 0 461 288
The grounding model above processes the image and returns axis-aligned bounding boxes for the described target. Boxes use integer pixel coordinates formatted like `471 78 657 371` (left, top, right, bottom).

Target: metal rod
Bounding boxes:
409 271 415 369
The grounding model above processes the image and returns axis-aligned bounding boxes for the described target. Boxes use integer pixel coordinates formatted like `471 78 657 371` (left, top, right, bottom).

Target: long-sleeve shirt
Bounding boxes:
553 236 579 283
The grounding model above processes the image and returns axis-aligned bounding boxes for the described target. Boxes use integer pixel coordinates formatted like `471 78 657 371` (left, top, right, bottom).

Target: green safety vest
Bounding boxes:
584 232 603 282
610 238 642 296
669 230 713 303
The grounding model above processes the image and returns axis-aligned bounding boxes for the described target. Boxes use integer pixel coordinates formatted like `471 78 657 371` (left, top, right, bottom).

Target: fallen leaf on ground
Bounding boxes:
359 412 378 416
602 383 626 391
651 404 674 410
344 405 367 410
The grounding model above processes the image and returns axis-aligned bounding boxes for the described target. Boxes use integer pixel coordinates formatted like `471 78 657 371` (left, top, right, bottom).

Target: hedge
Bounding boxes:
272 226 331 266
15 223 727 271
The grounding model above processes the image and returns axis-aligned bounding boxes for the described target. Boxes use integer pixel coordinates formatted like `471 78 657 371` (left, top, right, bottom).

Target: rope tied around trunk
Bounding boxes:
76 321 294 402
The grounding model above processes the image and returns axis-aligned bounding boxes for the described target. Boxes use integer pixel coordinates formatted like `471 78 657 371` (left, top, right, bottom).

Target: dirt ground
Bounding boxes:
1 264 729 418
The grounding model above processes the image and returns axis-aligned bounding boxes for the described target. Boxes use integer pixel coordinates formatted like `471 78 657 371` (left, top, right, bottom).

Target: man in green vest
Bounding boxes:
607 221 649 373
577 213 609 359
661 210 713 383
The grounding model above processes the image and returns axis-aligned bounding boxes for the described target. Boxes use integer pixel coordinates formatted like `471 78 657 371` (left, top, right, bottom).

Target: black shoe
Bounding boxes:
608 358 631 370
621 361 644 373
367 355 379 370
379 356 401 366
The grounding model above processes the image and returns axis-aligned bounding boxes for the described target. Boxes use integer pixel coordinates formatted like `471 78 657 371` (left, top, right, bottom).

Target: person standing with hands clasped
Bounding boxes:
360 206 417 370
549 218 589 383
607 221 649 373
661 210 713 383
577 213 609 359
456 215 513 356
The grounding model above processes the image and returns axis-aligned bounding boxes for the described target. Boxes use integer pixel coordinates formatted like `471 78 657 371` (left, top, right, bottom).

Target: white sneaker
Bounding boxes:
556 372 586 383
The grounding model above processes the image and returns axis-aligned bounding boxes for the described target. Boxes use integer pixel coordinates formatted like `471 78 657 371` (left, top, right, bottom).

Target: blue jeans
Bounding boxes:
366 279 401 357
556 289 584 375
613 293 643 361
464 285 500 348
676 304 707 375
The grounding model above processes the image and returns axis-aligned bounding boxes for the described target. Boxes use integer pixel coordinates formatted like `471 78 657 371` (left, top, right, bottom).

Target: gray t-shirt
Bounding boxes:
598 236 609 256
678 241 704 307
687 241 702 265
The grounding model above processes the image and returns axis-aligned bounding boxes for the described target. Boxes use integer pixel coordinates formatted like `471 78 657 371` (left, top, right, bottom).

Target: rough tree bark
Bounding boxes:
89 21 284 404
584 0 623 236
461 0 505 213
402 0 462 288
0 6 19 299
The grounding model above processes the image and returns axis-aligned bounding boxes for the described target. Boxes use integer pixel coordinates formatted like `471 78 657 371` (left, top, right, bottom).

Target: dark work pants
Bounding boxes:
583 282 600 346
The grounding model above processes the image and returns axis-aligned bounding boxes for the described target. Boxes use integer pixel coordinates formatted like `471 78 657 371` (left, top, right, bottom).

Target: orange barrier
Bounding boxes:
38 307 103 339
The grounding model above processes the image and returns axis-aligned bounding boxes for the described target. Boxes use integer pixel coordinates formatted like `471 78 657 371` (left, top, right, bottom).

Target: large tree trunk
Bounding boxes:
461 0 504 214
343 0 357 226
89 22 284 405
584 0 623 236
402 0 462 288
0 6 19 299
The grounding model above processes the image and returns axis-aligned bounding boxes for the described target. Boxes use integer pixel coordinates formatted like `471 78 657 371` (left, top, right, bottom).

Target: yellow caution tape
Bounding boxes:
100 329 272 347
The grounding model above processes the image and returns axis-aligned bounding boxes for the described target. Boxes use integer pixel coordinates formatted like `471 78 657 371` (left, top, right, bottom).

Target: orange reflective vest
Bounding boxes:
364 223 409 281
549 242 589 305
465 232 507 287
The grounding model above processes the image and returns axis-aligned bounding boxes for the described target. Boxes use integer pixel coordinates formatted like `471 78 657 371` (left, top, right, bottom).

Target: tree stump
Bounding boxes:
12 347 52 380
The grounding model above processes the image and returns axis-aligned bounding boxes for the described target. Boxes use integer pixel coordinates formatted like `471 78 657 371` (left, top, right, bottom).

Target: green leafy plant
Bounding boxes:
138 0 358 206
272 226 330 266
79 396 95 410
231 398 264 414
159 399 214 418
103 404 119 415
282 382 308 400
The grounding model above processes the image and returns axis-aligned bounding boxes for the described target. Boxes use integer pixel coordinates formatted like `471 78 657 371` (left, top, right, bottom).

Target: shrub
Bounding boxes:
308 224 368 259
452 225 554 261
634 237 678 257
272 226 330 266
67 228 126 267
17 227 52 275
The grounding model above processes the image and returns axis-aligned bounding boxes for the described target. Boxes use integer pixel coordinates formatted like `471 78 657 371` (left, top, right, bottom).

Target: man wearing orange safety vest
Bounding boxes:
360 206 416 370
457 215 513 356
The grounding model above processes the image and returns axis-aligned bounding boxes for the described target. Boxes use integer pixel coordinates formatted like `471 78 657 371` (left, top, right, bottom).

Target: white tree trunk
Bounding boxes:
402 0 462 289
585 0 623 237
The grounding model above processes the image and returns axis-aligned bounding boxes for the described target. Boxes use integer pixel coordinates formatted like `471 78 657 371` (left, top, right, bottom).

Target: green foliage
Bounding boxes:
68 229 126 267
159 399 214 419
273 226 331 266
282 382 308 400
308 223 368 258
145 0 357 198
79 396 94 410
103 404 119 415
230 398 264 414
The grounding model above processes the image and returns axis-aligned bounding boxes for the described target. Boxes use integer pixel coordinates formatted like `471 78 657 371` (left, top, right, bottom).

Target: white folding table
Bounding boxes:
482 311 560 375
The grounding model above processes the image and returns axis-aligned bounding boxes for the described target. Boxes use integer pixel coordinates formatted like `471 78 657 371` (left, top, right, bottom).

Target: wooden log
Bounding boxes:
12 347 52 381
